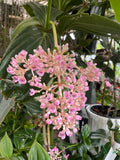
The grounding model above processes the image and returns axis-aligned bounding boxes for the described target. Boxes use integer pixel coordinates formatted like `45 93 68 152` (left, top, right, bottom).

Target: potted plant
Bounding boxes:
86 1 120 157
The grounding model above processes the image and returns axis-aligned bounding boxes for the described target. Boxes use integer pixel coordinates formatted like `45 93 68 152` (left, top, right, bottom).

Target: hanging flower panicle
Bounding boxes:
7 43 101 139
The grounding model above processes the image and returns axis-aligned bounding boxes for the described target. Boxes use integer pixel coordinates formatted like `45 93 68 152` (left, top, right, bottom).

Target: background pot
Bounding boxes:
86 104 120 160
86 104 120 133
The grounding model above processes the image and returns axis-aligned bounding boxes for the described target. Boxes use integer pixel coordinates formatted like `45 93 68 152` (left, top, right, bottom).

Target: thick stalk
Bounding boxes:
58 0 61 10
47 124 50 149
43 109 48 150
45 0 52 30
50 21 58 47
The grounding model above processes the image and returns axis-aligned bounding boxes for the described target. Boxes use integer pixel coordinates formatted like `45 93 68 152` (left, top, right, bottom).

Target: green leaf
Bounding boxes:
57 13 120 39
90 129 107 139
23 98 42 115
107 119 113 130
28 140 51 160
23 2 62 26
109 0 120 23
84 138 92 151
13 136 22 150
0 96 15 124
11 155 25 160
0 133 13 158
81 124 90 139
78 144 87 158
12 17 42 39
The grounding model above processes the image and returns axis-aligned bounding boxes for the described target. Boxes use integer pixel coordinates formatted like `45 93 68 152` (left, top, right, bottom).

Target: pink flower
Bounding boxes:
18 76 26 84
29 89 36 96
66 129 73 137
57 116 62 124
40 103 46 108
75 115 82 120
12 76 18 82
69 107 76 114
7 65 15 75
54 100 60 105
48 104 56 113
10 57 19 68
47 93 53 101
58 131 66 139
69 85 74 90
63 91 70 98
52 146 59 153
73 127 77 133
67 115 73 121
106 81 111 87
46 119 52 124
64 154 69 159
18 50 27 57
48 67 53 73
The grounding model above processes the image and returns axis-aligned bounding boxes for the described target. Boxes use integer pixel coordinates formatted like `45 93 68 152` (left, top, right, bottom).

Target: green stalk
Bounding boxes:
45 0 52 30
58 0 61 10
50 21 58 47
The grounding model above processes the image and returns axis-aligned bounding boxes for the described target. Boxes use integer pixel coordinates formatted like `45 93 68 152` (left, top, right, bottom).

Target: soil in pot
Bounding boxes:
91 105 120 118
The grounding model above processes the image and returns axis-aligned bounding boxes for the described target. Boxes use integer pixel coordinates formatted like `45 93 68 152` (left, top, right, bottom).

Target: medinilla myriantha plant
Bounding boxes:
7 17 101 158
1 0 120 159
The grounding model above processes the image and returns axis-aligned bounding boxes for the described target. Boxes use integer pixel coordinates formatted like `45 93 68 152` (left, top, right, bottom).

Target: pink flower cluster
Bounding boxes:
7 44 101 139
48 146 69 160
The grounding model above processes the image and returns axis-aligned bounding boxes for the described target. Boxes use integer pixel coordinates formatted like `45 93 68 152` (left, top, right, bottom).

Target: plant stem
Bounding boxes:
58 0 61 10
113 63 117 111
101 83 106 110
43 109 48 150
54 143 78 159
101 51 111 110
47 124 50 149
46 0 52 30
50 21 58 47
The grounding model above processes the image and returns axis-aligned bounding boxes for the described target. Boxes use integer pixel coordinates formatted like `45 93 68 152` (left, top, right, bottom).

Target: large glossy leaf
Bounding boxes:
109 0 120 23
57 13 120 39
0 133 13 158
28 141 51 160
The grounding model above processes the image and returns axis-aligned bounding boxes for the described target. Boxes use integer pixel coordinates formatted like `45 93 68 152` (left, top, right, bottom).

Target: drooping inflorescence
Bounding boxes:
7 44 101 139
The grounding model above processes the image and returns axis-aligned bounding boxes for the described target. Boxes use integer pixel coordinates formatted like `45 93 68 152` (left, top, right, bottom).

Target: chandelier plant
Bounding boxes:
7 17 101 156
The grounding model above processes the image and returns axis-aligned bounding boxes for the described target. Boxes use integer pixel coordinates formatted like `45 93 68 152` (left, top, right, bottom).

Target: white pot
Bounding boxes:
86 104 120 133
86 104 120 160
